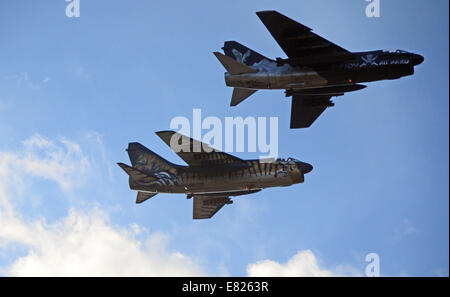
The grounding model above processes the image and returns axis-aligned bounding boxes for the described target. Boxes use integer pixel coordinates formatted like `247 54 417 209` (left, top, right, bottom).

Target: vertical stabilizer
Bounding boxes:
127 142 174 173
222 41 273 66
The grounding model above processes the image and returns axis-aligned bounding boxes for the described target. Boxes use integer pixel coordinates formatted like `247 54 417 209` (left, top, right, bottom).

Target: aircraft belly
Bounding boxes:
186 182 249 193
226 73 270 89
226 71 328 90
182 173 290 193
284 71 328 89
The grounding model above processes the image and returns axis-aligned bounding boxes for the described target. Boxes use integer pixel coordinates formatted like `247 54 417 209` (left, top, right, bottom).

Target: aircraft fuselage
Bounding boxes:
129 158 312 196
224 50 424 92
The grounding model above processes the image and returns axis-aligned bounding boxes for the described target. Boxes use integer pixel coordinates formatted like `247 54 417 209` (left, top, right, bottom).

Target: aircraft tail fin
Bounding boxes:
213 52 257 75
231 88 257 106
127 142 175 173
222 41 273 67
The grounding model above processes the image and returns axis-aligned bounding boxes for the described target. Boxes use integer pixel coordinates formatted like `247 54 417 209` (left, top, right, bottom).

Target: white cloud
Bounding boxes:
2 208 203 276
0 134 204 276
247 250 362 277
20 134 91 191
247 250 334 277
0 134 91 192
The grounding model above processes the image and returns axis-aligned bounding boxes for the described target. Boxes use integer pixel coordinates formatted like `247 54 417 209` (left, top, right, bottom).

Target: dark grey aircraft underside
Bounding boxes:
118 131 313 219
214 10 424 128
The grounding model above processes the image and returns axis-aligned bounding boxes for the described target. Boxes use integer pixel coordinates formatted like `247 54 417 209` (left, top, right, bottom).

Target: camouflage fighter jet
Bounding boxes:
214 10 424 128
118 131 313 219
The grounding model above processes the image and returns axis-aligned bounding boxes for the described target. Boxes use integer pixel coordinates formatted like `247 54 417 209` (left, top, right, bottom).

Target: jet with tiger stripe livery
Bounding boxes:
117 130 313 219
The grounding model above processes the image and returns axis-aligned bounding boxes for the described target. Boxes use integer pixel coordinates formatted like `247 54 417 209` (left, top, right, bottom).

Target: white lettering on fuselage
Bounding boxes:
345 58 410 69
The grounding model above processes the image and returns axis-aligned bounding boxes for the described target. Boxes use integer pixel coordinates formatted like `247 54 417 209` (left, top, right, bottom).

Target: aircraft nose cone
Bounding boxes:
413 54 424 66
298 162 313 174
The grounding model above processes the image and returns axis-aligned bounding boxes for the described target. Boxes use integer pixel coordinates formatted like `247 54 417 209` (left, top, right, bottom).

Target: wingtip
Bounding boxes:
155 130 175 136
117 162 130 172
127 142 143 149
256 10 277 15
256 10 312 31
213 51 225 58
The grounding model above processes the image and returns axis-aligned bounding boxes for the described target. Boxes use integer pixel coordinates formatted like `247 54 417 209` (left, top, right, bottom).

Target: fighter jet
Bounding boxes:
214 10 424 128
117 131 313 219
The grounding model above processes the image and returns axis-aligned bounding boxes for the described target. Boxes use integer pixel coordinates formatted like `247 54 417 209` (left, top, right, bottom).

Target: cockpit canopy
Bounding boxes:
278 157 300 165
383 49 410 54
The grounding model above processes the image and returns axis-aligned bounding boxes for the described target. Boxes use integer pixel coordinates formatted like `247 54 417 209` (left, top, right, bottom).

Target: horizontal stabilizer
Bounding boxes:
231 88 257 106
136 192 157 204
117 162 157 184
213 52 258 75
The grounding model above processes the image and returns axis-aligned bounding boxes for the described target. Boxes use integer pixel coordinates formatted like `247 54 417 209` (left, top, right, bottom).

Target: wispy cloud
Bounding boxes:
19 133 91 191
393 219 420 241
74 66 91 79
3 72 49 90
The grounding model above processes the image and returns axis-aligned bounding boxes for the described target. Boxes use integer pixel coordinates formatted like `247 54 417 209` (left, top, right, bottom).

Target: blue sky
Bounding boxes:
0 0 448 276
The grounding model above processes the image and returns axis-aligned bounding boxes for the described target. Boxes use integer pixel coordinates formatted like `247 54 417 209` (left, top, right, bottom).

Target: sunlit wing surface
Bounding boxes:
192 189 261 219
193 195 233 219
155 130 248 167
